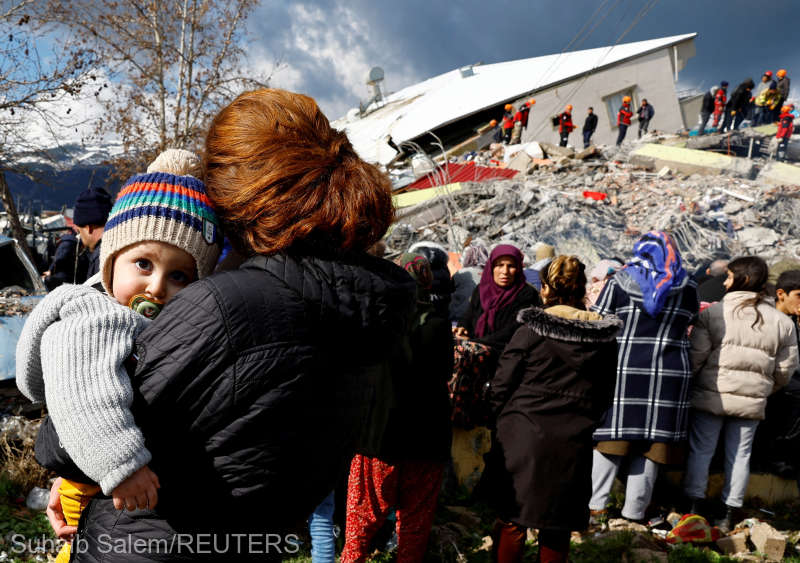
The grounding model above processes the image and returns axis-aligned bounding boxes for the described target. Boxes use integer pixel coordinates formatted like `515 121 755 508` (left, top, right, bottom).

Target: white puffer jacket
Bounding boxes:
690 291 798 419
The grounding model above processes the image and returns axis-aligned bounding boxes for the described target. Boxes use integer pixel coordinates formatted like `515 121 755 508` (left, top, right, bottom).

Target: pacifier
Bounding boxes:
129 294 165 319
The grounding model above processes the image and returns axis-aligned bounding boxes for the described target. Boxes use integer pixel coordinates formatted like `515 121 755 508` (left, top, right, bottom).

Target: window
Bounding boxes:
604 87 636 129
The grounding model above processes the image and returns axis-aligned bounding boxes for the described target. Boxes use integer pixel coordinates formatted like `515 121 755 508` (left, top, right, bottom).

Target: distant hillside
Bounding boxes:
6 165 121 213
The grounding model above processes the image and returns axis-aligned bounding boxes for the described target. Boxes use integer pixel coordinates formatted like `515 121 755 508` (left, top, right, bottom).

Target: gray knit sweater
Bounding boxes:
16 284 151 494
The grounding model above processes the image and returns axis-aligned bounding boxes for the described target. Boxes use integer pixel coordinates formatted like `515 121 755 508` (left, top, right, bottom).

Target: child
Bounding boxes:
16 149 221 563
685 257 798 532
776 104 795 161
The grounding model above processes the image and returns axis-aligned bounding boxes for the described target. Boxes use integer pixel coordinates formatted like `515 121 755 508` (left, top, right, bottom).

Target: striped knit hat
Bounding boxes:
100 149 222 295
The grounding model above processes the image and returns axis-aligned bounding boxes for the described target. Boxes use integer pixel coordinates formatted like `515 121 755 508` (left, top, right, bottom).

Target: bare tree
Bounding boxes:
37 0 276 178
0 0 97 260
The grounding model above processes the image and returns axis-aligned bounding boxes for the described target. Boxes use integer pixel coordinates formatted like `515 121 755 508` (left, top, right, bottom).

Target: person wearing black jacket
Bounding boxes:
582 107 598 148
487 256 620 563
637 99 654 138
721 78 755 132
42 88 417 562
699 87 716 136
342 253 453 563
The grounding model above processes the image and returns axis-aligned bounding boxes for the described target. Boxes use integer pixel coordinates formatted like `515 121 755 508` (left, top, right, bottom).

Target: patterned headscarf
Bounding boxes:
623 231 686 316
400 252 433 302
475 244 526 337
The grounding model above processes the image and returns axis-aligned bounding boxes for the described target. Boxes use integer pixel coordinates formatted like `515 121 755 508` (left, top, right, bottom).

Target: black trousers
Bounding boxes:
559 132 569 147
616 124 628 146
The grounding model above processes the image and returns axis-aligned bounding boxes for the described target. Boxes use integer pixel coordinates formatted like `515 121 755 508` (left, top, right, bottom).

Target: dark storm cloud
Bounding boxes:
250 0 800 118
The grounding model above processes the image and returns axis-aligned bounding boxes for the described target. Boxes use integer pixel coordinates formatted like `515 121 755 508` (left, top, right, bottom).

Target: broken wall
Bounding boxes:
518 48 685 148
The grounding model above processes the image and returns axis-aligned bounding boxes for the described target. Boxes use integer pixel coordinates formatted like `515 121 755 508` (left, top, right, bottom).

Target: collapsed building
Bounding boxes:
334 33 698 165
333 33 800 272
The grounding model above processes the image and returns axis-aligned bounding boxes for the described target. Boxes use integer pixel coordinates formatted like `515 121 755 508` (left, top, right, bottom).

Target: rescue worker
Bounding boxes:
776 104 795 162
754 81 781 126
699 86 717 135
616 96 633 146
776 69 791 122
753 72 774 126
721 78 754 132
637 98 654 138
712 81 728 129
583 107 598 149
558 104 575 147
522 99 535 129
502 104 514 144
490 119 503 144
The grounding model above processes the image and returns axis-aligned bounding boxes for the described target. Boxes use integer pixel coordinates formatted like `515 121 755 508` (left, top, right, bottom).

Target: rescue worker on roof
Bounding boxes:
754 81 781 126
776 69 791 122
776 104 795 162
511 99 535 144
720 78 754 133
558 104 575 147
502 104 514 144
712 81 728 129
616 96 633 146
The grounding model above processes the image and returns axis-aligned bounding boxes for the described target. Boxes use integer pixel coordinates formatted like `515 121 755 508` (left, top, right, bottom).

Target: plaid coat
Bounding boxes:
591 272 699 442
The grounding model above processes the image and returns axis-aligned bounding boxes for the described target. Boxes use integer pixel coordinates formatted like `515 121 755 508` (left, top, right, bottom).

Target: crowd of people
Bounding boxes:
12 86 800 563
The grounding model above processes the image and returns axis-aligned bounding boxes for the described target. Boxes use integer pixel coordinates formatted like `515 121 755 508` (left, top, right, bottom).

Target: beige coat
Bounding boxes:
690 291 799 420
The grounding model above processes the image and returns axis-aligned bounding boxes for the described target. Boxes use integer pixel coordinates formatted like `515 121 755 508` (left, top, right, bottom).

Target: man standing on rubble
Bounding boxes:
712 81 728 129
776 104 795 161
558 105 575 147
502 104 514 144
752 71 773 126
721 78 754 132
637 99 654 138
699 86 717 135
616 96 633 146
776 69 791 122
583 107 598 148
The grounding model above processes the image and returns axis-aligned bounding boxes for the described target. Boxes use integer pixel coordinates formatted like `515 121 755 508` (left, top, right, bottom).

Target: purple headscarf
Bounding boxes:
475 244 526 337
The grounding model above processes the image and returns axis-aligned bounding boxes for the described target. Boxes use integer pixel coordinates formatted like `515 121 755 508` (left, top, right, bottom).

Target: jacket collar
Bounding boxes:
517 306 622 343
722 291 775 306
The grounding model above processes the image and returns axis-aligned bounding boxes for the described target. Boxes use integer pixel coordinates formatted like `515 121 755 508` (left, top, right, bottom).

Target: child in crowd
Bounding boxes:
16 149 222 563
685 257 798 532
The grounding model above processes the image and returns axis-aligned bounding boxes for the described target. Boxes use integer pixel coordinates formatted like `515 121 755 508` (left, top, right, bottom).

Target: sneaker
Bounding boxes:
588 509 608 528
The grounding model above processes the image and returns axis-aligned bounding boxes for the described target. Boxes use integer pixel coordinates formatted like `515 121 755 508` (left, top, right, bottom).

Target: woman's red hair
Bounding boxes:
203 88 394 255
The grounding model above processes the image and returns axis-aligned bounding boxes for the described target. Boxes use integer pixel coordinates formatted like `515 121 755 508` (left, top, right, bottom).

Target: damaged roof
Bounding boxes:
334 33 697 165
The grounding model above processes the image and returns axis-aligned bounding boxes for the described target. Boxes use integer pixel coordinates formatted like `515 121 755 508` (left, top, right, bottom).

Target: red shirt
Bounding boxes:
714 89 727 112
502 111 514 129
777 112 795 139
617 103 633 126
559 112 574 133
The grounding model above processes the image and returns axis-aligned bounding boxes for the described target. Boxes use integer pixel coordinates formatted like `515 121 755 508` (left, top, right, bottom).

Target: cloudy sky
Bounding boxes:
250 0 800 119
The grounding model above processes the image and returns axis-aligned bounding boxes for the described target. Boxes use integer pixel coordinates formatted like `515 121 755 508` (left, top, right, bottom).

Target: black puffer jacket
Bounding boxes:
487 306 620 530
458 284 540 352
68 248 416 562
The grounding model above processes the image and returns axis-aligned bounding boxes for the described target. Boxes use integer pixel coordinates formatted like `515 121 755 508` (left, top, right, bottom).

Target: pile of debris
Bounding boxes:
388 135 800 270
0 286 33 317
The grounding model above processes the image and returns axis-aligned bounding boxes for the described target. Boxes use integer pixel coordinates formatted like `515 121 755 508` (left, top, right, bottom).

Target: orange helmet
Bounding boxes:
622 95 632 104
489 119 497 127
777 69 787 78
504 103 513 111
566 104 573 112
781 105 791 114
528 98 536 105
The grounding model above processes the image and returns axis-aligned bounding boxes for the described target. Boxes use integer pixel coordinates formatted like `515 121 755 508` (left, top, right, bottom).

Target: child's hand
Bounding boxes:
112 465 160 511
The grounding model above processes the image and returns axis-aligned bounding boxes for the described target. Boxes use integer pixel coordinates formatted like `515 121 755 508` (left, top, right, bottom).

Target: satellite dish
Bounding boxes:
366 67 385 86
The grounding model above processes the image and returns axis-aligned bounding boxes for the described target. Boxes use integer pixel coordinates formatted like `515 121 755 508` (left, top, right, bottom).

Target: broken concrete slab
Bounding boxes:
716 532 749 555
629 143 756 178
507 150 532 173
757 161 800 186
575 146 598 160
539 142 575 159
750 521 786 562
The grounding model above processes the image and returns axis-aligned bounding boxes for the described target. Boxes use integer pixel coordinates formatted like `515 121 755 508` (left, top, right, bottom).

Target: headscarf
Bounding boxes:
461 242 489 269
400 252 433 302
475 244 526 337
622 231 686 316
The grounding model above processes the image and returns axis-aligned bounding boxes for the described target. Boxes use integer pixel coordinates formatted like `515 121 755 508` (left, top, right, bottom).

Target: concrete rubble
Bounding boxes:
387 132 800 271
